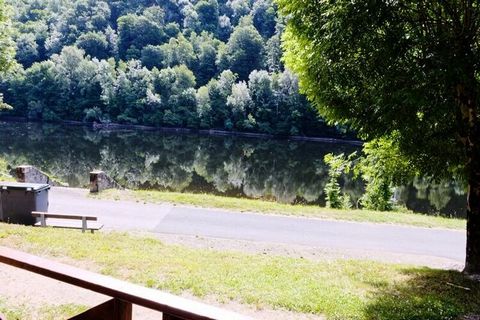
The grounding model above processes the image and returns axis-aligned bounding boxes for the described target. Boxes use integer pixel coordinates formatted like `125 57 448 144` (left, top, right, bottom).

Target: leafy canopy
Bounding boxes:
0 0 15 109
278 0 480 181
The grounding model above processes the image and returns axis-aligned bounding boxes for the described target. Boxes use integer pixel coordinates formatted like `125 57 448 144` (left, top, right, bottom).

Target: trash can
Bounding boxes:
0 182 50 225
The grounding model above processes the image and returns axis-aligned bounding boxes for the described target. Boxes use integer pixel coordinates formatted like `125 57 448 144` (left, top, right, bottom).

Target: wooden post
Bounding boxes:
113 299 133 320
69 298 132 320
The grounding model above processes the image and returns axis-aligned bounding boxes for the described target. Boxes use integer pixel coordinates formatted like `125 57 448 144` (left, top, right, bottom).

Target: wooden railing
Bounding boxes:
0 246 253 320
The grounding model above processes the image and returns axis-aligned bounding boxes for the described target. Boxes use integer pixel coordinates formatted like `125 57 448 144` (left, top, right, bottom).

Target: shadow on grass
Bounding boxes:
364 268 480 320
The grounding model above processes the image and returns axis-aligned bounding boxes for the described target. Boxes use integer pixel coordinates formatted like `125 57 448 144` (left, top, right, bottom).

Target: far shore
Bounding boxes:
0 116 363 146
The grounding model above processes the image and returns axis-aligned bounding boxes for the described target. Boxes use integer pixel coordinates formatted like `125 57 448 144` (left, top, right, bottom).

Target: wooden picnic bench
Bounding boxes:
0 246 252 320
32 211 103 233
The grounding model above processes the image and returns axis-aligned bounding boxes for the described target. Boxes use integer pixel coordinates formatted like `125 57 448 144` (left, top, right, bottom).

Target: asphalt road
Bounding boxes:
49 187 466 264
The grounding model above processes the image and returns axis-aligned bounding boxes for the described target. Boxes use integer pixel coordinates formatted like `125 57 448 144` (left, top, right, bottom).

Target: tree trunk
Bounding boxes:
460 85 480 274
464 149 480 274
454 70 479 273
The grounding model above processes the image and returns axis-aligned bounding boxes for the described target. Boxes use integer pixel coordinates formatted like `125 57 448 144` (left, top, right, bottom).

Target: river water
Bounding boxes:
0 121 467 217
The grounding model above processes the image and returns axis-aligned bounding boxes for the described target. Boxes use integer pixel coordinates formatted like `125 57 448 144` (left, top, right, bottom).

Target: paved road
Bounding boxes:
49 187 466 264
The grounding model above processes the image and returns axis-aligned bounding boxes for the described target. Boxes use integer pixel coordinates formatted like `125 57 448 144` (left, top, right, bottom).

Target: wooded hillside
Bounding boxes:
0 0 337 136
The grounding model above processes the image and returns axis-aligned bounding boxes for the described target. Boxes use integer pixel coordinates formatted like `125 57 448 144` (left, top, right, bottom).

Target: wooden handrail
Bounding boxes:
0 246 252 320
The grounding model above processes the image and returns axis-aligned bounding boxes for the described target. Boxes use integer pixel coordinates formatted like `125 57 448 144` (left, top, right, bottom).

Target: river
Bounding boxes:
0 121 467 217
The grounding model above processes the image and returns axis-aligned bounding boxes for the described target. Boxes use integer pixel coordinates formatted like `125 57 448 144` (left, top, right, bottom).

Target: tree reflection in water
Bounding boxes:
0 121 466 217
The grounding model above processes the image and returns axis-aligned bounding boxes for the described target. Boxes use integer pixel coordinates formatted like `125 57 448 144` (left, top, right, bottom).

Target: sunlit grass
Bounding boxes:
0 224 478 320
0 158 15 182
94 189 466 230
0 299 86 320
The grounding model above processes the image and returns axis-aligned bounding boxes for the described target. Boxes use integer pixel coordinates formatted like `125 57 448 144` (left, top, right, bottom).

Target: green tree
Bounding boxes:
194 0 219 34
0 0 15 109
278 1 480 273
218 24 265 81
273 70 304 135
15 33 39 67
248 70 274 133
153 65 197 127
117 13 165 59
196 85 212 128
252 0 277 39
218 15 233 42
108 60 154 124
323 153 353 209
50 46 102 120
265 33 283 73
159 35 196 69
76 32 109 60
206 70 237 128
141 45 166 70
190 32 221 86
22 61 59 119
227 81 252 129
226 0 250 25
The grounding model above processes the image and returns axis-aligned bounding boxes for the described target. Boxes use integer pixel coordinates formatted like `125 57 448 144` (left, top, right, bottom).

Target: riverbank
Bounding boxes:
0 116 362 145
0 224 478 320
93 189 466 230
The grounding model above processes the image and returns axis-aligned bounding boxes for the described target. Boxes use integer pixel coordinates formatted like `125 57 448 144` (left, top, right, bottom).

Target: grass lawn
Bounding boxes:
0 224 478 320
94 189 466 230
0 300 86 320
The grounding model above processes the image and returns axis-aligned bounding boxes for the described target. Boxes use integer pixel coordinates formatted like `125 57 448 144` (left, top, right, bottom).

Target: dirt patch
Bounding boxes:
152 233 464 270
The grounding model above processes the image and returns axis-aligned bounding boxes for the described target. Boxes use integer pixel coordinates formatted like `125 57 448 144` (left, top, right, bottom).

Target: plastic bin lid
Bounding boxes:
0 182 50 192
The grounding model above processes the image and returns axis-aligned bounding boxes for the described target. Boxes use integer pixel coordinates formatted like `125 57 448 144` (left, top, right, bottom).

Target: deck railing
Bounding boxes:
0 246 252 320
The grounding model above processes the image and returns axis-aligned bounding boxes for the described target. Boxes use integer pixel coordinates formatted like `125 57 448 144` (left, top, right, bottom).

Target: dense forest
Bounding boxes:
0 0 337 136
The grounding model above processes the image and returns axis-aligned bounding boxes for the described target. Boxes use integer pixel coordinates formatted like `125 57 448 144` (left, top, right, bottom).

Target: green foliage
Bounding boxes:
117 12 165 59
278 0 479 181
83 106 104 122
219 24 265 81
278 3 480 273
0 0 15 109
353 138 413 211
76 32 109 60
0 0 346 138
324 153 354 209
194 0 219 34
0 157 13 180
252 0 277 38
0 1 15 74
360 177 392 212
324 177 342 209
15 33 38 67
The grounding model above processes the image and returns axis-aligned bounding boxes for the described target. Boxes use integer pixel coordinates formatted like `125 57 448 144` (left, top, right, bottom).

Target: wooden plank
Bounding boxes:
113 298 133 320
34 220 103 230
32 211 98 221
0 246 252 320
163 314 185 320
69 298 132 320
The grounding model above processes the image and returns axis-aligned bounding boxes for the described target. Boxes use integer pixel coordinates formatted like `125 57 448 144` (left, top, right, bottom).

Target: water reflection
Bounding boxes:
0 122 466 217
